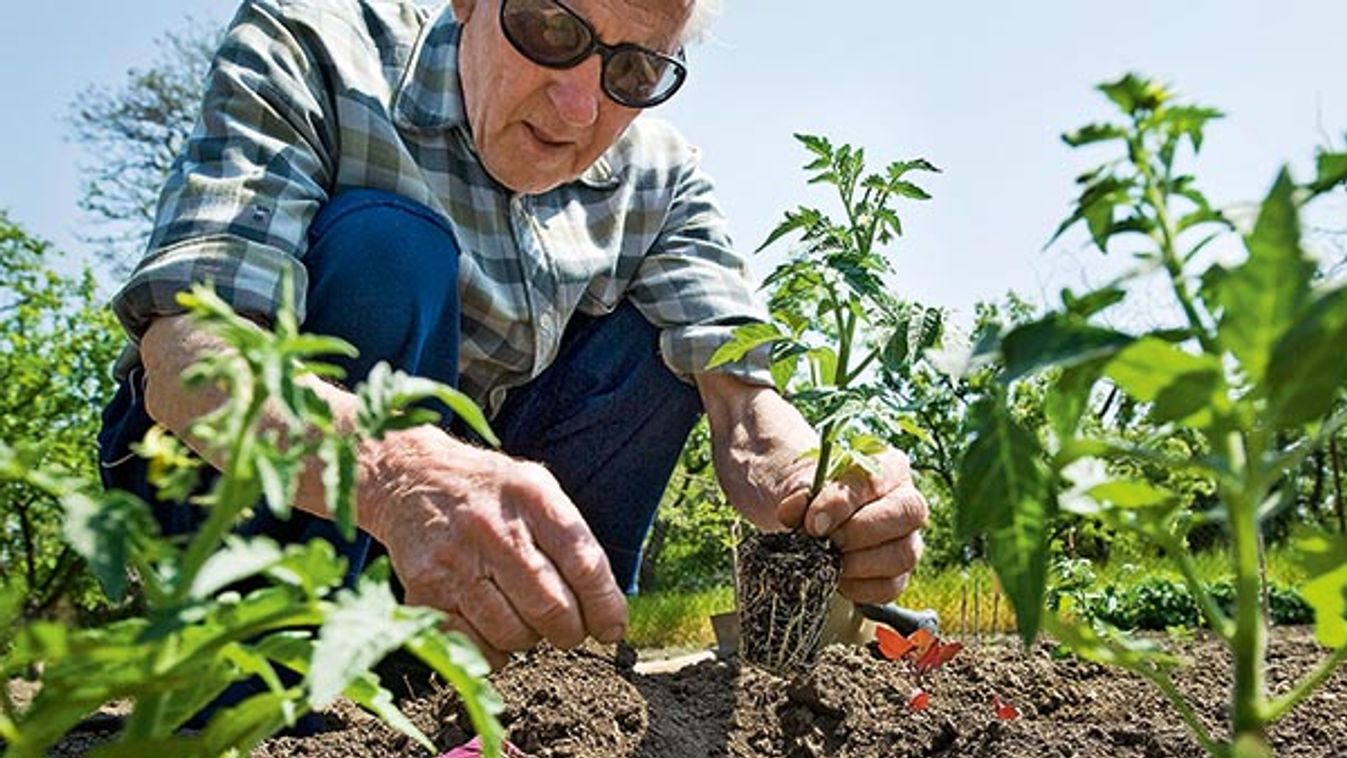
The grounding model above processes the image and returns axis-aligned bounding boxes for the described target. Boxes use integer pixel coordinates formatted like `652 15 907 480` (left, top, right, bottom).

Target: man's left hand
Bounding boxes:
776 449 928 603
695 373 928 605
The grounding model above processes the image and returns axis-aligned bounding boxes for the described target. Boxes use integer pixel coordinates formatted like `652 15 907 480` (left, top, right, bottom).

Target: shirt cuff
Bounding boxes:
111 234 309 344
659 323 776 388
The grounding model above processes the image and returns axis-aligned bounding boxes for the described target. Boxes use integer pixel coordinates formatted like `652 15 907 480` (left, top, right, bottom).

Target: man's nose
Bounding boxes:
546 60 601 128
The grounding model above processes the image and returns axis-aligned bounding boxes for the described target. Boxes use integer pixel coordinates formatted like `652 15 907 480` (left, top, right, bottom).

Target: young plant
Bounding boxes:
710 134 940 673
0 281 506 757
955 73 1347 757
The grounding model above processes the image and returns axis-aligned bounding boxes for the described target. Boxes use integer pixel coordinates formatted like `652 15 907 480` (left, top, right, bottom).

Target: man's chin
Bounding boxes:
486 164 572 196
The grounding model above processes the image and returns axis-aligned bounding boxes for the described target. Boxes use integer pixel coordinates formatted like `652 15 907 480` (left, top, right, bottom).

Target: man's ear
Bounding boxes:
451 0 478 22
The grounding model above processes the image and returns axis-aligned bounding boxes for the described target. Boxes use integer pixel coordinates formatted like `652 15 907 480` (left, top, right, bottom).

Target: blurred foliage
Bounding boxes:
0 213 125 622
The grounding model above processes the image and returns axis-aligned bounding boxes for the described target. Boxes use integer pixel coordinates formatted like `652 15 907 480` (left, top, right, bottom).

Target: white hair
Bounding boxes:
682 0 722 44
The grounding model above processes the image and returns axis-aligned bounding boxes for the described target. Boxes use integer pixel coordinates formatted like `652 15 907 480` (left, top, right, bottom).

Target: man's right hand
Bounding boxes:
361 426 629 668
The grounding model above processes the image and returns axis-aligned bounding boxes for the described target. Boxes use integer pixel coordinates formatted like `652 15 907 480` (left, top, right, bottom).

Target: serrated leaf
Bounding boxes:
894 416 934 446
706 322 785 370
1310 150 1347 195
1099 73 1168 115
308 573 441 709
254 452 296 521
1087 480 1177 509
1104 335 1223 414
1061 287 1126 319
1265 284 1347 426
1217 170 1314 384
319 437 358 541
1044 360 1105 442
956 396 1054 643
1063 122 1128 147
1292 530 1347 647
808 346 839 386
61 489 155 602
1001 316 1133 381
191 536 284 600
258 632 435 751
405 631 505 758
770 351 799 392
264 539 346 596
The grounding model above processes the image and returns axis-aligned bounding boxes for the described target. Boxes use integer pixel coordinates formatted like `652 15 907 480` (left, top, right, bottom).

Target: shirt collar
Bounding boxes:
392 6 623 191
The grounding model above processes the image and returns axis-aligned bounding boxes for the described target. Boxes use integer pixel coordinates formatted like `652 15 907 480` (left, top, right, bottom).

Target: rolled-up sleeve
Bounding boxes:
627 151 775 387
111 0 335 342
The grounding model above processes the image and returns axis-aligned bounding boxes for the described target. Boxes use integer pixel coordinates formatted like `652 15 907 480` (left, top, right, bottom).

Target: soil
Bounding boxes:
27 626 1347 757
736 532 842 674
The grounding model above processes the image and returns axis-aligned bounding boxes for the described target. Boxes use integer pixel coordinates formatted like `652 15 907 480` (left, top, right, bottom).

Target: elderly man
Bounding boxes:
99 0 928 668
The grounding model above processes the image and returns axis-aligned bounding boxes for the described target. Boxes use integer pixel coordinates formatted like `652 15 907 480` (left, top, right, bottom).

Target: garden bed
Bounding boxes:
29 626 1345 757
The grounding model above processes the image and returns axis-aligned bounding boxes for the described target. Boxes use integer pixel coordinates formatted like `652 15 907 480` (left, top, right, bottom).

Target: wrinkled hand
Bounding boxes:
777 449 929 603
362 427 628 668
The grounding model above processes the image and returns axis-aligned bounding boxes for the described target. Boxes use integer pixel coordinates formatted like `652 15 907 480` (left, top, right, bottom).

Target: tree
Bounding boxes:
0 212 126 620
67 18 219 272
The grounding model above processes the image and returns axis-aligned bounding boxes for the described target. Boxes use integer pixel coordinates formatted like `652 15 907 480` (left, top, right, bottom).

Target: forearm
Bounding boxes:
693 371 817 531
138 313 461 543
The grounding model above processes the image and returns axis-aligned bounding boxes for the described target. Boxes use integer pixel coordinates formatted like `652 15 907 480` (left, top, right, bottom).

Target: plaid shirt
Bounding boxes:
112 0 771 415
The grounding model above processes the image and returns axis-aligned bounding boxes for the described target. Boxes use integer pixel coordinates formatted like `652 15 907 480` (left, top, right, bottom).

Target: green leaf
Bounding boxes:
1217 170 1313 384
254 452 297 521
769 350 799 393
988 508 1052 646
405 631 505 758
307 572 441 709
1063 122 1128 147
190 536 283 600
1001 315 1134 381
1293 530 1347 647
955 397 1050 538
264 538 346 596
756 207 823 253
61 489 156 602
258 632 436 752
705 322 785 370
1044 360 1105 442
956 395 1054 644
1265 284 1347 426
1061 287 1126 319
1104 337 1226 425
1087 479 1177 509
1098 73 1169 115
808 346 839 386
319 437 358 541
1310 150 1347 195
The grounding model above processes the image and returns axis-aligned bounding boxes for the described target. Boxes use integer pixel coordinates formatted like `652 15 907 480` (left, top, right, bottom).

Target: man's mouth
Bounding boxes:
526 123 569 148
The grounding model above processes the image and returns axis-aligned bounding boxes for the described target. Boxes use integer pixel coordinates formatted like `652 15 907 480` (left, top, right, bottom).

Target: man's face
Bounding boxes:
453 0 692 194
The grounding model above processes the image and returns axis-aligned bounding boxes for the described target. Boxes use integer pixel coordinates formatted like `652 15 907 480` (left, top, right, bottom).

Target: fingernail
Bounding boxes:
812 513 832 536
600 625 626 643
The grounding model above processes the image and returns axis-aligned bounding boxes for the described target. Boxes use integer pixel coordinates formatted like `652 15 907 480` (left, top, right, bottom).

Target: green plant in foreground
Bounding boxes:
710 133 942 497
955 73 1347 757
0 282 505 757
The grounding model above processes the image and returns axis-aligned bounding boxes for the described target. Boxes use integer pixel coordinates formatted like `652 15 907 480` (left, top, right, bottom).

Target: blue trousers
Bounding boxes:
98 188 704 595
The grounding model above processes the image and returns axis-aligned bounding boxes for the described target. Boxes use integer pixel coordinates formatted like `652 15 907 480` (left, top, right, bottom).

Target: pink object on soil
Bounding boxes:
439 736 524 758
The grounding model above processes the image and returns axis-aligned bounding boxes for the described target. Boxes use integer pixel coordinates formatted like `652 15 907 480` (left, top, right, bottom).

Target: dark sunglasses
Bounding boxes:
499 0 688 108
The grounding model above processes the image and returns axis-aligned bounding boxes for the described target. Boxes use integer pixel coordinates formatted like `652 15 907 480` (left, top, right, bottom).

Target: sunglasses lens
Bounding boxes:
502 0 591 66
604 48 682 106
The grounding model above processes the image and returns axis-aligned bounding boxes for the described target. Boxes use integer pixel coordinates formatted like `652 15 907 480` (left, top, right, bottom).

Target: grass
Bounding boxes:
627 586 734 650
627 545 1310 649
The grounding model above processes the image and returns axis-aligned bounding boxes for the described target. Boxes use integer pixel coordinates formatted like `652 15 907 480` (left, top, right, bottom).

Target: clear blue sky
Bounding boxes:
2 1 1344 323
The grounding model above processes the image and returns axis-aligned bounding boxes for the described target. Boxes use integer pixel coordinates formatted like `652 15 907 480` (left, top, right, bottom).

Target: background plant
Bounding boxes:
0 214 125 623
0 282 505 757
710 133 943 497
955 73 1347 757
